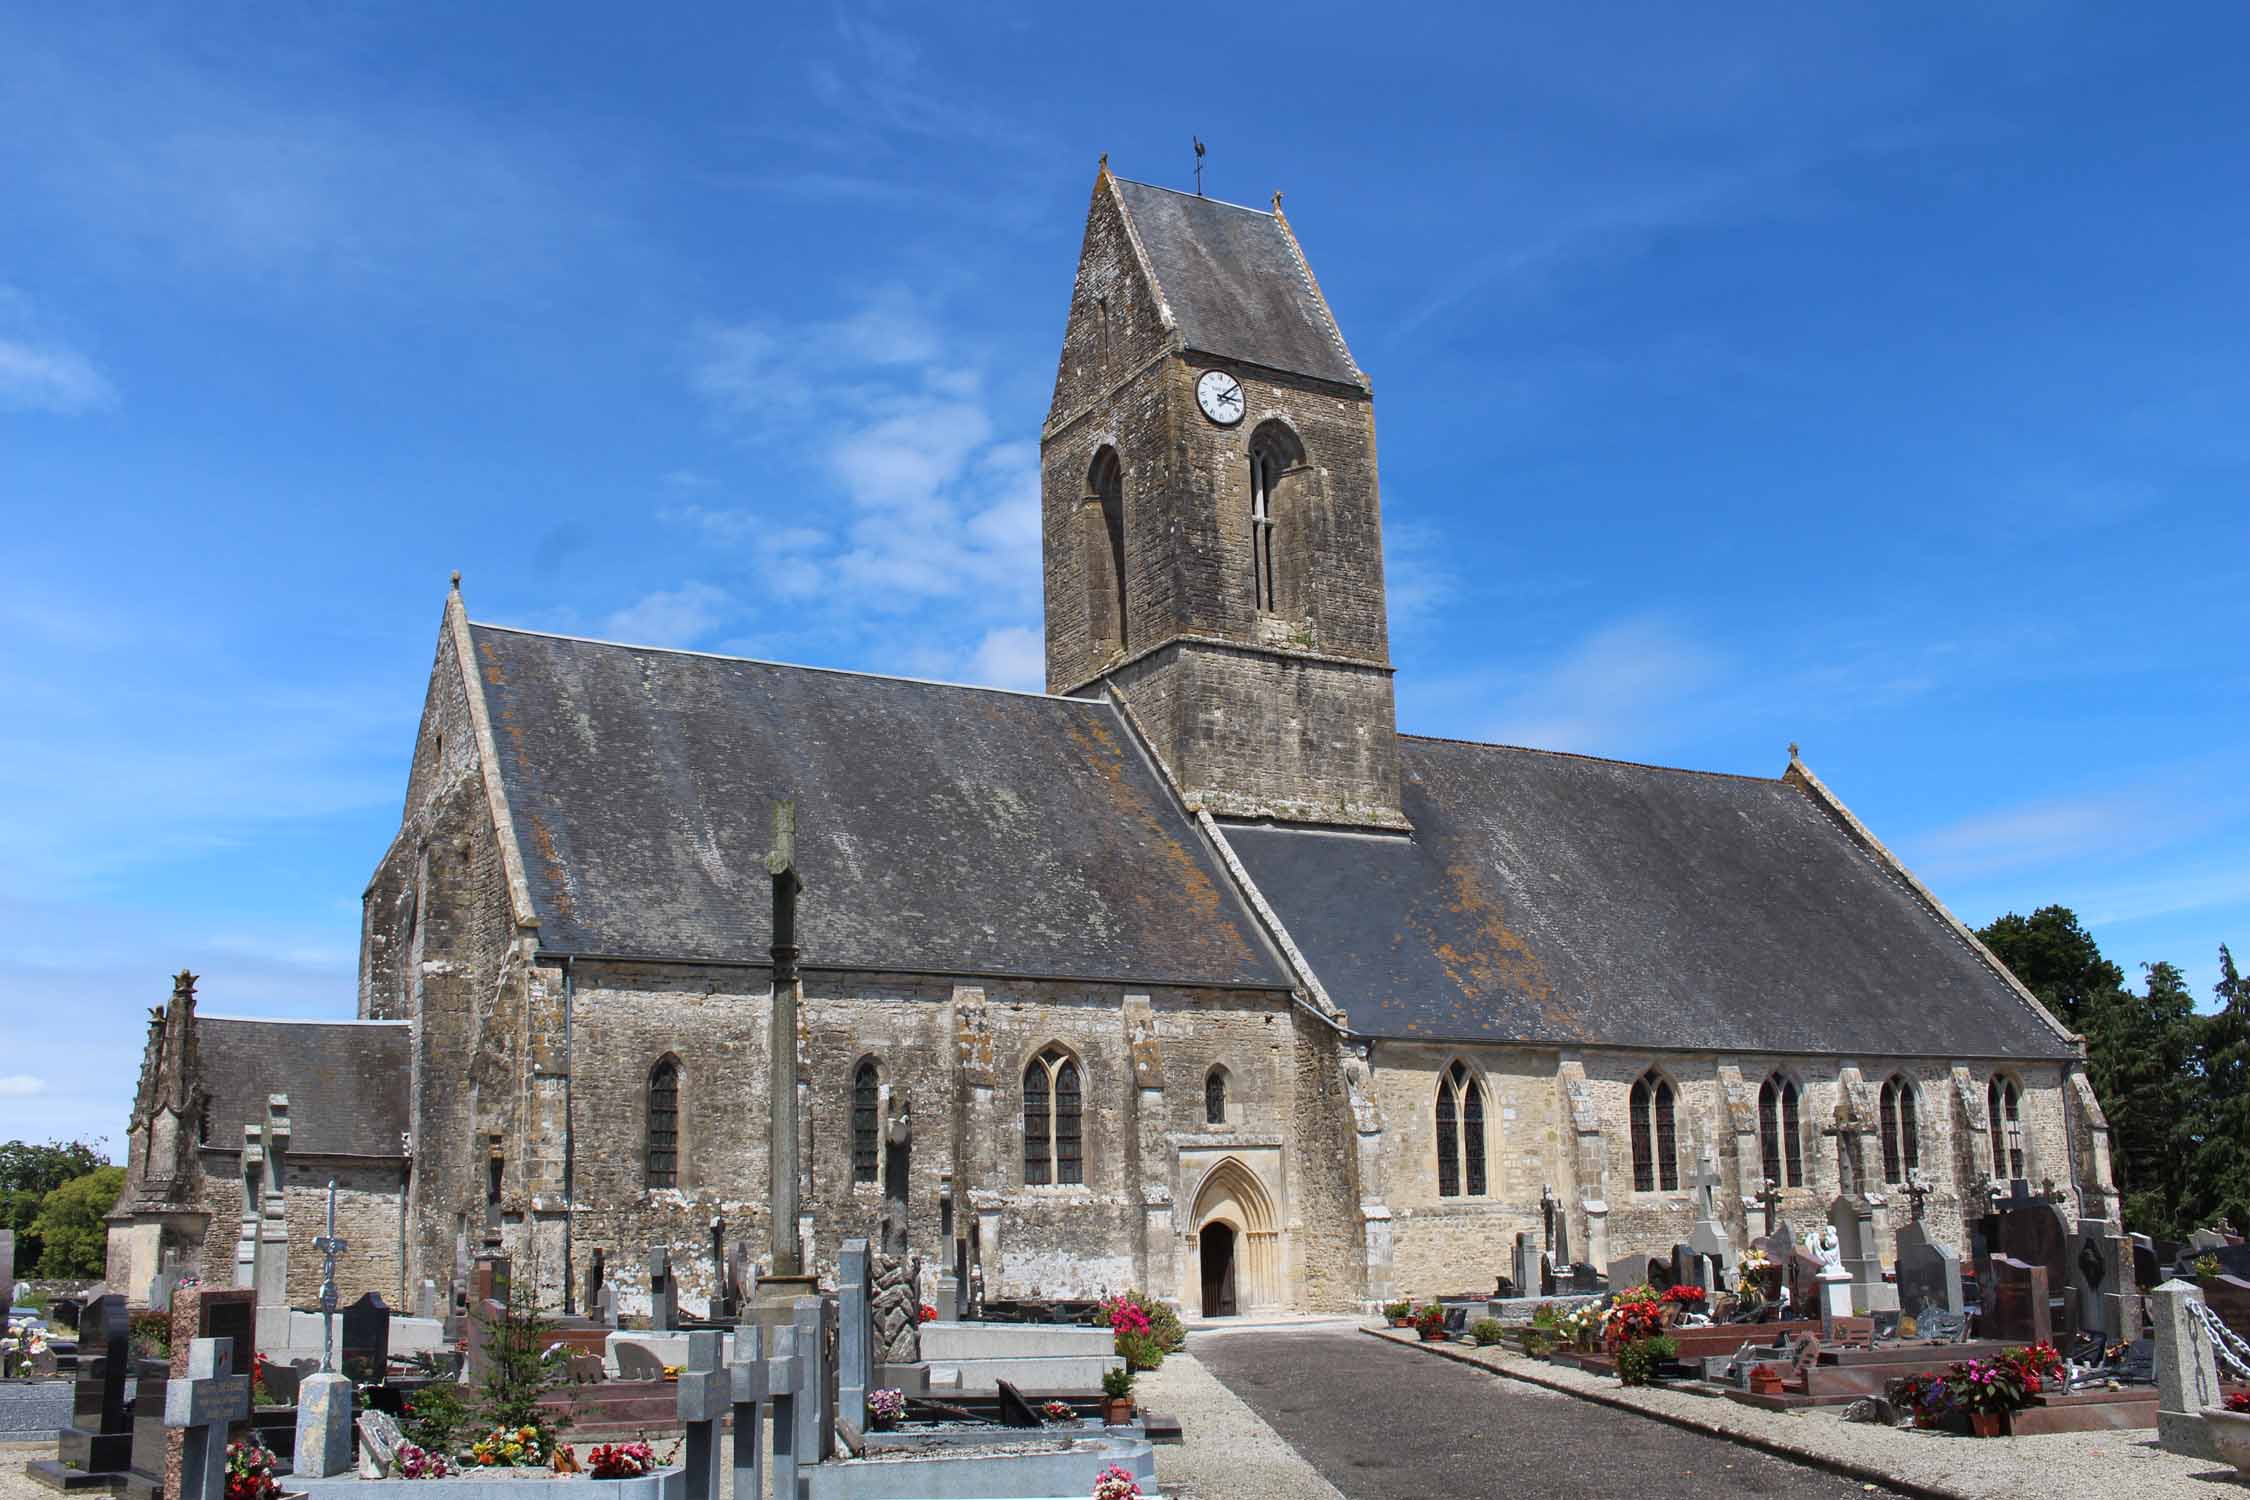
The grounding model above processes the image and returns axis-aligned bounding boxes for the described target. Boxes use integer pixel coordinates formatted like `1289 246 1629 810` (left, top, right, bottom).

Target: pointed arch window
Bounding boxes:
646 1057 680 1191
1758 1074 1804 1188
1246 421 1307 617
1879 1074 1920 1184
852 1059 881 1185
1987 1075 2024 1181
1085 449 1128 656
1024 1046 1083 1186
1434 1061 1487 1198
1630 1070 1679 1193
1204 1066 1228 1127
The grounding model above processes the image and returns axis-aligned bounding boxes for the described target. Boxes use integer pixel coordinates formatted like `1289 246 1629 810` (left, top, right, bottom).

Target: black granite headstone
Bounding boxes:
341 1292 392 1385
55 1294 132 1478
994 1379 1041 1428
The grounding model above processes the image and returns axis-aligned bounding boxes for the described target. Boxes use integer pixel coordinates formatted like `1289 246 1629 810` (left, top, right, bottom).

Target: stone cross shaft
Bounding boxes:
729 1323 806 1500
165 1337 251 1500
1757 1178 1782 1237
674 1332 727 1500
767 799 805 1278
312 1179 349 1372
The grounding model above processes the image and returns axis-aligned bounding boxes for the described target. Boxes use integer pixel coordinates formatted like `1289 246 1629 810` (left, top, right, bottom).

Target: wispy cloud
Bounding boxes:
0 337 114 413
1479 615 1727 753
602 583 733 649
0 1075 47 1099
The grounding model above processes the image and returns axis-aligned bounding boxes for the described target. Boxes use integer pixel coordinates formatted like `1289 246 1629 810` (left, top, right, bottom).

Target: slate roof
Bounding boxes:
1111 177 1364 389
1223 737 2074 1058
468 624 1290 989
196 1017 412 1157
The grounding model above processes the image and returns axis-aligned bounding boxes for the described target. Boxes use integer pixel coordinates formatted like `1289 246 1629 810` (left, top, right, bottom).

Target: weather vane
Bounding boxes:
1194 137 1206 197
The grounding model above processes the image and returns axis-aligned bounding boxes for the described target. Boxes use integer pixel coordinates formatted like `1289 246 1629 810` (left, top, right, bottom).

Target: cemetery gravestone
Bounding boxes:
122 1337 171 1500
836 1239 871 1439
1985 1255 2052 1347
55 1294 134 1485
339 1293 391 1385
1893 1221 1963 1320
0 1228 13 1331
649 1248 677 1333
1513 1234 1539 1303
164 1339 249 1500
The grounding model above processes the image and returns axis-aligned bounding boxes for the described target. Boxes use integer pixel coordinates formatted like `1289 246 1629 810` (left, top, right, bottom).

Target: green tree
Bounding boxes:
0 1139 110 1270
1978 906 2127 1032
2081 962 2198 1237
2190 945 2250 1235
29 1166 125 1277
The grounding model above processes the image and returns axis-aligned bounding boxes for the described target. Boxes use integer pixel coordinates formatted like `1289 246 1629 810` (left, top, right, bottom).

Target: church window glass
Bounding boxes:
1758 1075 1804 1188
1205 1066 1228 1126
1879 1074 1919 1184
1024 1047 1084 1186
1631 1071 1678 1193
1435 1061 1485 1198
646 1058 679 1191
852 1060 880 1185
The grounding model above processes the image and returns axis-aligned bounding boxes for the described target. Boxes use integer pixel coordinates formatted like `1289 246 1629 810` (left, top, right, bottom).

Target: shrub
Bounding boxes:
1101 1365 1135 1399
30 1168 126 1278
1615 1334 1676 1387
1528 1303 1560 1330
1120 1289 1185 1353
398 1380 468 1456
1468 1318 1505 1347
1381 1300 1412 1323
129 1309 171 1361
1115 1329 1164 1371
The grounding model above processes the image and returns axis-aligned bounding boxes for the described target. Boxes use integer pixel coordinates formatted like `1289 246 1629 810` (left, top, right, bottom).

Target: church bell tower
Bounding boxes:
1040 162 1406 829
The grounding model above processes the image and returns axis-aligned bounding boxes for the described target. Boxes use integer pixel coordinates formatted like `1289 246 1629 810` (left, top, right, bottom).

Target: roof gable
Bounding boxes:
1110 177 1364 389
468 625 1289 989
1223 738 2075 1058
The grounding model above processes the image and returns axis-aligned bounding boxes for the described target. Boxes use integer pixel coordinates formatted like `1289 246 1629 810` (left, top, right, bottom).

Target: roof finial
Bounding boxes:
1098 151 1108 173
1788 740 1801 760
1193 136 1206 196
1272 189 1284 212
450 570 462 591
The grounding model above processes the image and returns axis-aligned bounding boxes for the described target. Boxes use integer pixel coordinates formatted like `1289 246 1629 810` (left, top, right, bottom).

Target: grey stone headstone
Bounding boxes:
1512 1233 1539 1301
412 1278 438 1320
1894 1221 1963 1319
1985 1255 2051 1347
291 1370 354 1478
340 1292 391 1383
147 1268 179 1314
2148 1279 2221 1461
0 1228 14 1323
165 1338 250 1500
649 1247 677 1333
837 1239 871 1433
355 1409 403 1479
616 1341 666 1381
596 1280 617 1329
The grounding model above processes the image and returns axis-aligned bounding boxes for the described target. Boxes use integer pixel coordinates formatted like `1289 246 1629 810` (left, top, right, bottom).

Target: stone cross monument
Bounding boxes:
313 1180 348 1372
750 801 819 1320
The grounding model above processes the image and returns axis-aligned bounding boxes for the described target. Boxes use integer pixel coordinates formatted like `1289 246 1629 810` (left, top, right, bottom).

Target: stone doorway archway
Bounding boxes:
1189 1156 1280 1315
1200 1221 1238 1316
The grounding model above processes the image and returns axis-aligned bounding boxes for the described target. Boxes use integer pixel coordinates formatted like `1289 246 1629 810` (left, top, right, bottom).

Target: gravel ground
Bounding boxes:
1200 1326 1891 1499
0 1442 52 1500
1365 1326 2245 1500
1139 1346 1346 1500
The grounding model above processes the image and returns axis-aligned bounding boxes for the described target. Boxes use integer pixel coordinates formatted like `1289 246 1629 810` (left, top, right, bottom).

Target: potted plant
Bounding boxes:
1413 1303 1448 1341
1100 1365 1135 1425
2201 1390 2250 1477
867 1388 906 1432
1944 1354 2032 1437
1748 1364 1785 1397
1381 1299 1413 1328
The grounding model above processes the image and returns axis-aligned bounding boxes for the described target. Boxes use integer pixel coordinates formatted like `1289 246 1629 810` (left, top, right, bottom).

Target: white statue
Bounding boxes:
1811 1223 1846 1277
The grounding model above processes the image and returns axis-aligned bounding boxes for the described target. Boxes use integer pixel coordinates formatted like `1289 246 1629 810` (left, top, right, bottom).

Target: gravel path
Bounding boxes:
1363 1326 2244 1500
1139 1346 1346 1500
1198 1326 1892 1499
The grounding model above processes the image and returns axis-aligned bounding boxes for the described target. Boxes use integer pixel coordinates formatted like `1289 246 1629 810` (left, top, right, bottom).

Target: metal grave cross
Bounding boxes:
166 1337 251 1500
312 1178 349 1372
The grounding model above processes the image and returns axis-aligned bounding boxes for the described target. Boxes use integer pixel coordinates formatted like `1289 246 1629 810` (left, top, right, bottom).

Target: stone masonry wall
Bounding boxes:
180 1154 406 1309
1374 1043 2080 1300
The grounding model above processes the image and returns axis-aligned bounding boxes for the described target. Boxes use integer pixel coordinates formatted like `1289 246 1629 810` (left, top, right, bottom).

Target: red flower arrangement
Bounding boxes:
918 1304 938 1324
224 1442 280 1500
586 1442 657 1480
1100 1296 1152 1338
1659 1285 1707 1313
2225 1391 2250 1414
1601 1292 1667 1350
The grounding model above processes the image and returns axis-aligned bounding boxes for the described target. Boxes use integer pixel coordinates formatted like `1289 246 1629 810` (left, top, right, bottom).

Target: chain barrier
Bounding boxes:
2189 1297 2250 1380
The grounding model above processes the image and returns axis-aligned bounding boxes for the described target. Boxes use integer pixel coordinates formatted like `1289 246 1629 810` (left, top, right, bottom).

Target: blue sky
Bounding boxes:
2 3 2243 1153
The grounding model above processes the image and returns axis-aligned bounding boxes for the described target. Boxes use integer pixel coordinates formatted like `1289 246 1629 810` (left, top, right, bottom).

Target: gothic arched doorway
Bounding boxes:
1189 1156 1280 1315
1199 1222 1238 1317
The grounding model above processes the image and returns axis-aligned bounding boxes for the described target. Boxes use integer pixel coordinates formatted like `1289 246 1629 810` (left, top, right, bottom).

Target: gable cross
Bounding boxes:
312 1178 349 1372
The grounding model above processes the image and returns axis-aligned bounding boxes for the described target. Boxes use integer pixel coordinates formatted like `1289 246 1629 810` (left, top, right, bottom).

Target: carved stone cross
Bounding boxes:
166 1337 250 1500
1903 1170 1932 1223
1757 1178 1783 1237
1691 1148 1724 1220
767 800 805 1278
313 1179 348 1372
1540 1184 1557 1254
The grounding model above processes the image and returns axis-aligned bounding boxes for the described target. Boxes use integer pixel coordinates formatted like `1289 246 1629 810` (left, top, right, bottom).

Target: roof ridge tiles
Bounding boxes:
1396 731 1781 784
1107 175 1273 216
467 620 1101 705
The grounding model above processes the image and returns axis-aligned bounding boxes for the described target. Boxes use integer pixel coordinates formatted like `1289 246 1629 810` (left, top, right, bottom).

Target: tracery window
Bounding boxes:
1879 1074 1920 1184
1630 1070 1679 1193
1435 1060 1487 1198
1988 1075 2024 1181
1205 1066 1228 1127
646 1057 680 1191
852 1059 880 1184
1245 421 1307 617
1758 1074 1805 1188
1023 1046 1083 1186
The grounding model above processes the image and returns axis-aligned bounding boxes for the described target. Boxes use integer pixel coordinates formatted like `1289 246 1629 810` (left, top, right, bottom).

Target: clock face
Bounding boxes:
1195 369 1245 426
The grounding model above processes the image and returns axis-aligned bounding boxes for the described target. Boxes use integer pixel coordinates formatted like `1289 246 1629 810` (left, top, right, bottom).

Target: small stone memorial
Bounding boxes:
649 1247 677 1332
2149 1278 2221 1460
340 1292 391 1385
1894 1221 1963 1320
1985 1254 2052 1347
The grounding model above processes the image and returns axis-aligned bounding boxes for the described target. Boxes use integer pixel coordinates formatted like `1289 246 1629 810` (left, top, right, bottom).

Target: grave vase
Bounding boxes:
1969 1409 2009 1438
1103 1396 1133 1425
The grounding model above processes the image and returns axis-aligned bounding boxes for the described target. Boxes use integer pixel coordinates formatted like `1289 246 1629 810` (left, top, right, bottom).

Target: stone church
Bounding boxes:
108 162 2117 1320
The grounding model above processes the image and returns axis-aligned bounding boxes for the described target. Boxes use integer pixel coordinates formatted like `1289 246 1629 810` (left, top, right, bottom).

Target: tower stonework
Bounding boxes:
1040 165 1406 828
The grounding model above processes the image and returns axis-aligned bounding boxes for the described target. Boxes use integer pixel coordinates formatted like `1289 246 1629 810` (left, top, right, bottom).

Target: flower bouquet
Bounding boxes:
394 1443 453 1480
224 1442 281 1500
1412 1303 1448 1341
470 1424 553 1467
1041 1400 1076 1423
1092 1464 1143 1500
867 1387 906 1431
587 1441 658 1480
